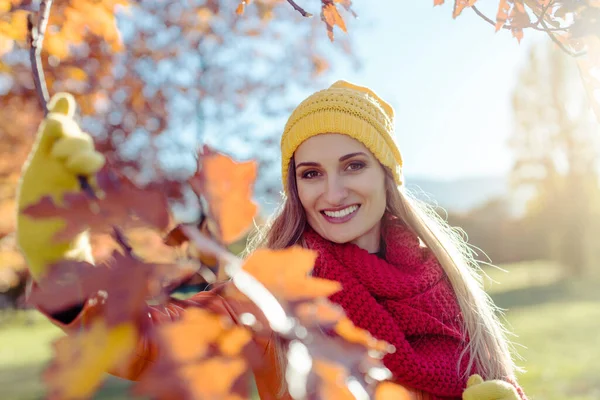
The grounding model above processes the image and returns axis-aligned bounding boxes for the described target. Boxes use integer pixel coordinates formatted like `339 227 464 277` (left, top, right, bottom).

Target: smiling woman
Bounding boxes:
246 80 528 400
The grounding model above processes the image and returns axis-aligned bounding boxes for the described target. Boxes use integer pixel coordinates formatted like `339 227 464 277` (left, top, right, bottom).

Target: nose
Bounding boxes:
324 174 349 205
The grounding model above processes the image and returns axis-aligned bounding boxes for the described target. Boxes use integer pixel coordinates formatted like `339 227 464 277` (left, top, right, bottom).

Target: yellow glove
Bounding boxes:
463 374 520 400
16 93 105 281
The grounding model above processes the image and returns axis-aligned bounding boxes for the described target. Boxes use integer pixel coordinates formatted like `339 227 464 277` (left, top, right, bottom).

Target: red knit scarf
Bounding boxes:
304 218 472 399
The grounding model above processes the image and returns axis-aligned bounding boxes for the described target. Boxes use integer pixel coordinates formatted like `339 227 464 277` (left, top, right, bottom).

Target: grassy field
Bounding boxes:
1 260 599 399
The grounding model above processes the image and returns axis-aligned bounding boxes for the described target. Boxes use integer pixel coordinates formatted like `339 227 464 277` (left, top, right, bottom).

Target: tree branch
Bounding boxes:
471 5 511 30
471 3 585 57
540 19 586 57
27 0 53 116
287 0 312 18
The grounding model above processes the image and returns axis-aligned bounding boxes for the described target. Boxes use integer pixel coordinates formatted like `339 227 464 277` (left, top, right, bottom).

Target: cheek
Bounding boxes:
296 183 315 211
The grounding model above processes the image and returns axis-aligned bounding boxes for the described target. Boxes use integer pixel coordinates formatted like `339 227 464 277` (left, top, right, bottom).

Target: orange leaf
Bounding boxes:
312 359 355 400
64 66 88 82
495 0 511 31
241 247 341 301
218 326 253 356
322 3 347 41
335 318 391 353
375 381 414 400
236 1 245 15
158 308 228 362
295 299 344 326
193 150 258 244
453 0 478 18
179 357 247 398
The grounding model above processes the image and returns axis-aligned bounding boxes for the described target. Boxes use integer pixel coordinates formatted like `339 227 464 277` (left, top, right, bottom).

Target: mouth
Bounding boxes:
320 204 360 224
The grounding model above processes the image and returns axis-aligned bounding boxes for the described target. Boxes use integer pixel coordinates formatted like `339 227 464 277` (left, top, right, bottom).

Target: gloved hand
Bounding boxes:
463 374 520 400
16 93 105 280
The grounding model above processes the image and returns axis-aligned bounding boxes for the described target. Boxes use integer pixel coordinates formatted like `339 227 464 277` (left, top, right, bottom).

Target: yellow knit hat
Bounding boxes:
280 80 403 191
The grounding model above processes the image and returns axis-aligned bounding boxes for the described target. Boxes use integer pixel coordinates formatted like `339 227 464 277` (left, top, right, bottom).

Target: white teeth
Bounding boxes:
323 205 359 218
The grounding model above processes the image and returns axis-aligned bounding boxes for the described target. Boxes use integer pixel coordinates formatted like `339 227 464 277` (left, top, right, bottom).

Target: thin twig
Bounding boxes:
27 0 53 115
472 5 511 30
472 3 585 57
540 19 586 57
287 0 313 17
531 0 553 27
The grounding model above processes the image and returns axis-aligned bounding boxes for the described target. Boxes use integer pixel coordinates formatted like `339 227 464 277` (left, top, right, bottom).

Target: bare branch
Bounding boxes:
472 5 511 30
287 0 313 18
471 3 585 57
531 0 553 27
540 19 586 57
27 0 53 116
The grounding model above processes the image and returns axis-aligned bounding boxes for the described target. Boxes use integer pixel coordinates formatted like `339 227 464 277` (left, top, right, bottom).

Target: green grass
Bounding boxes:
0 260 599 399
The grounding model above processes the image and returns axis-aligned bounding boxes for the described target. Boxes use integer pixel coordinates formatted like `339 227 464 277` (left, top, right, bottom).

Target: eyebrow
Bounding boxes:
295 152 367 169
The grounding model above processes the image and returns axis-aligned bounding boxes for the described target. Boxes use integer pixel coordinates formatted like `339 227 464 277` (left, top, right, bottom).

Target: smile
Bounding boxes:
321 205 360 223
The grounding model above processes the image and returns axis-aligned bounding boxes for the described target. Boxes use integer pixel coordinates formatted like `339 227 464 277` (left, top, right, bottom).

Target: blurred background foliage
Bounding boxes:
1 0 600 399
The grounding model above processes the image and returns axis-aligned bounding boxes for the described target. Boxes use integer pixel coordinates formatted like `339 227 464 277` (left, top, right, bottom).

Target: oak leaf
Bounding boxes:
190 148 258 245
23 168 170 242
240 247 341 301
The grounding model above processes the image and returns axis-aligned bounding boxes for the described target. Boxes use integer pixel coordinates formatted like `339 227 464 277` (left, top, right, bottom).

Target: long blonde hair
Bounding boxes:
246 159 521 390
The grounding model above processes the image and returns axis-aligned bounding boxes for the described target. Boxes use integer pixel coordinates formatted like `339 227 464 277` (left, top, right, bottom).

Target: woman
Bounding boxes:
16 84 525 399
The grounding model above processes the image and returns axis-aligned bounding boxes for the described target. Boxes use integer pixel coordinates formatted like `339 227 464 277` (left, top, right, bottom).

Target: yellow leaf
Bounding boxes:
65 66 88 82
0 34 13 57
45 320 137 399
0 0 10 13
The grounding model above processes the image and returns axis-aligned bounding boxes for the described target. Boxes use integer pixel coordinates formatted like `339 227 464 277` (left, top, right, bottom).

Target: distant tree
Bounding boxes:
510 43 600 276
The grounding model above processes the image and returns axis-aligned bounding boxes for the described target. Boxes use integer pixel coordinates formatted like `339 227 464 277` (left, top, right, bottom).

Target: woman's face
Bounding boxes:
294 133 387 253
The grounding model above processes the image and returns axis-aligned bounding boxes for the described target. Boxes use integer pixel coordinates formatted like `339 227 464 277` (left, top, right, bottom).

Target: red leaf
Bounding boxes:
23 168 170 242
29 251 195 326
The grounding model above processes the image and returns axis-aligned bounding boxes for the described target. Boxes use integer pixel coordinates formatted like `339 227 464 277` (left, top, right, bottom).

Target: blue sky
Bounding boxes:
322 0 547 180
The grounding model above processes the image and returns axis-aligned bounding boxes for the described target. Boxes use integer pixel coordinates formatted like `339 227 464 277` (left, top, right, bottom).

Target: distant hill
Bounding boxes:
254 175 511 216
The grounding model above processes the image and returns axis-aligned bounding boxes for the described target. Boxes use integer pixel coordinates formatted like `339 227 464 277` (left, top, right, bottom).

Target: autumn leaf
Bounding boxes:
236 1 245 15
295 298 344 328
138 357 249 400
496 0 511 31
240 247 341 301
157 308 230 362
321 2 347 41
136 308 252 400
45 319 137 400
374 381 414 400
23 168 170 242
218 325 253 357
190 148 258 245
335 317 392 353
312 359 355 400
453 0 478 18
29 251 195 326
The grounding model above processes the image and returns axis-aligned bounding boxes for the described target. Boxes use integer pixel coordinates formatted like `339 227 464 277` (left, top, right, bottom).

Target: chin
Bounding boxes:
320 227 360 244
